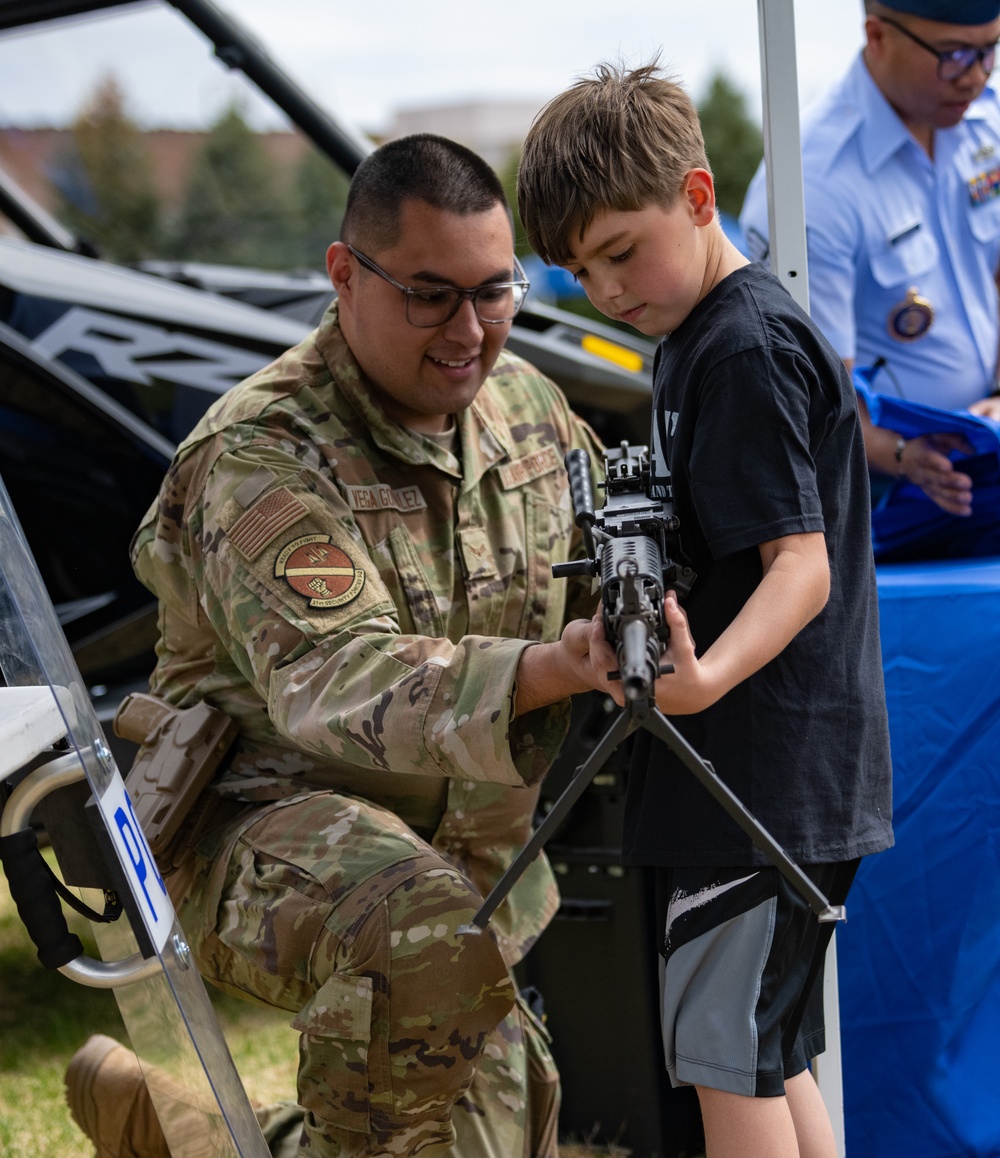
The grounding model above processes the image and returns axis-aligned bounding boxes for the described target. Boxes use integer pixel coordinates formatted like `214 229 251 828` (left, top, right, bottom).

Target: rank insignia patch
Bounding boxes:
888 287 934 342
275 534 365 607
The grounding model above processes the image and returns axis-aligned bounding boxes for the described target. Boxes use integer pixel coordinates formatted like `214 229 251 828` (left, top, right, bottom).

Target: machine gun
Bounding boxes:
556 442 694 708
463 443 845 932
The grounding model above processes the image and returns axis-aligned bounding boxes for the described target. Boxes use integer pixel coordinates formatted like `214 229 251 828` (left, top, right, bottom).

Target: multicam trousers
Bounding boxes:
167 791 560 1158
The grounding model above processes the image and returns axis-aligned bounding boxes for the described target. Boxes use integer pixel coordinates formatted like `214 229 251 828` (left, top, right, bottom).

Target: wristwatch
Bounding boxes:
894 437 907 475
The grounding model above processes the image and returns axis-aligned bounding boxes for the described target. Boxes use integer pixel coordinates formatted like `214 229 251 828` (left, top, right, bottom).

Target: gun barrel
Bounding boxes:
618 616 659 702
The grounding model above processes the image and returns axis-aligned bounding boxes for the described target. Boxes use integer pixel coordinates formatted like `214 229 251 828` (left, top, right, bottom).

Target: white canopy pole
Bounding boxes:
757 0 810 313
756 3 845 1156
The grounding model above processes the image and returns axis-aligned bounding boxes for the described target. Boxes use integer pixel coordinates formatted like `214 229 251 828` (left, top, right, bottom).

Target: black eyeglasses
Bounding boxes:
347 245 530 327
880 14 997 80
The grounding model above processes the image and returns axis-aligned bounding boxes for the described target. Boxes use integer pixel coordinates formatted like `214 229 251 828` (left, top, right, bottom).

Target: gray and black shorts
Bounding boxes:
654 860 859 1098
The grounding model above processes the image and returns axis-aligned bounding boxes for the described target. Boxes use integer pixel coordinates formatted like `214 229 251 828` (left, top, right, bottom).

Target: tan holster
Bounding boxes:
113 693 238 867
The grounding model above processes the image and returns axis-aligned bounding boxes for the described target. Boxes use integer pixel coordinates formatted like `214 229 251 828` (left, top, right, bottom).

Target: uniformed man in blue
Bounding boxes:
741 1 1000 517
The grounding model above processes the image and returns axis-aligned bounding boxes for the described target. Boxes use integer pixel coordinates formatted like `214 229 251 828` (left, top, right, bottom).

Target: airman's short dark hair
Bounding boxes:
341 134 508 251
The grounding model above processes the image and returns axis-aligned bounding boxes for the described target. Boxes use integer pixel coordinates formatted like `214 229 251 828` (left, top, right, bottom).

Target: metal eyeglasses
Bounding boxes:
347 245 530 327
880 14 997 80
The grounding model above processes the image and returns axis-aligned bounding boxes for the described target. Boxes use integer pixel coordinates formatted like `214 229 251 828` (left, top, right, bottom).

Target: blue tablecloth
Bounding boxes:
841 557 1000 1155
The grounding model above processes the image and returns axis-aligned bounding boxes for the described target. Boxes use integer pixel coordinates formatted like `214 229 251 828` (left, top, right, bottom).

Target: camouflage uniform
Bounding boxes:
131 300 602 1158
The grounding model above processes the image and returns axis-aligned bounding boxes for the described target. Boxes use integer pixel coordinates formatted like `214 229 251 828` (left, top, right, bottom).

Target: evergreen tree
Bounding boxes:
698 73 764 219
54 75 160 262
498 144 530 257
170 102 293 268
287 147 350 268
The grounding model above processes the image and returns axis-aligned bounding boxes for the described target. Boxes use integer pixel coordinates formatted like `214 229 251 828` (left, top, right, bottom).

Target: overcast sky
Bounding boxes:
0 1 866 136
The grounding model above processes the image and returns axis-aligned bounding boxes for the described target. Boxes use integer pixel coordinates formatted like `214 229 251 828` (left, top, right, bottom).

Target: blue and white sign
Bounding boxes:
96 771 172 955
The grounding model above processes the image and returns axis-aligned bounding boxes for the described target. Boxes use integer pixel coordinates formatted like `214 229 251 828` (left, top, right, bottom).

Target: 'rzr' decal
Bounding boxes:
33 306 272 393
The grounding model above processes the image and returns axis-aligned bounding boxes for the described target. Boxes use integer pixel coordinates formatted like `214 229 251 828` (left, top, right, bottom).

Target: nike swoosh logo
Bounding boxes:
664 873 759 945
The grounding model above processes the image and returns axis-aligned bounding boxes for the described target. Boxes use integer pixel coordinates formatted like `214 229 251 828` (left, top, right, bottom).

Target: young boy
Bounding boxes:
518 63 894 1158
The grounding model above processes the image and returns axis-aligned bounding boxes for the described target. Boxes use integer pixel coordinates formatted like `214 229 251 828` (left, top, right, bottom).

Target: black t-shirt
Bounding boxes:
623 263 893 866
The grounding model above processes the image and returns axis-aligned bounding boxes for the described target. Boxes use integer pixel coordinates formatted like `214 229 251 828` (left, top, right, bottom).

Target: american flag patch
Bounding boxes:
228 487 308 560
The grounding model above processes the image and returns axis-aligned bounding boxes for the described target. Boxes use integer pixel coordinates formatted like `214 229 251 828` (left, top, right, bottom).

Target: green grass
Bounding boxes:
0 879 120 1155
0 853 626 1157
0 850 298 1156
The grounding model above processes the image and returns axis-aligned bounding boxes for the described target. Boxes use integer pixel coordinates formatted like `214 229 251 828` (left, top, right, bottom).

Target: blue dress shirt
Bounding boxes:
740 54 1000 410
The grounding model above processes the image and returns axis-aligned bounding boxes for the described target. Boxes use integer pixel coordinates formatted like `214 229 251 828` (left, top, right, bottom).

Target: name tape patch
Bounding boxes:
497 445 561 490
344 484 427 513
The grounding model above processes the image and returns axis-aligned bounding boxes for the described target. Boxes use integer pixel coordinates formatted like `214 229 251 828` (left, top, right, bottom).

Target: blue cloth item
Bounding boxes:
840 557 1000 1156
853 369 1000 560
881 0 1000 21
519 254 586 303
740 59 1000 410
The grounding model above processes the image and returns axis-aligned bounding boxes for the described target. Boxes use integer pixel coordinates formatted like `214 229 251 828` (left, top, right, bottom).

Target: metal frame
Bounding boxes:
757 0 810 313
756 4 845 1155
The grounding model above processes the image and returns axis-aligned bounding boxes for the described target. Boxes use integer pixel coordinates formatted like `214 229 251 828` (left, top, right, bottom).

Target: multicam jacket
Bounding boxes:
131 301 602 963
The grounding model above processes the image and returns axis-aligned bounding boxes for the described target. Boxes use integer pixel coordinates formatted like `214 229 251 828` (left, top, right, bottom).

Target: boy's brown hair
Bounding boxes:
517 61 710 267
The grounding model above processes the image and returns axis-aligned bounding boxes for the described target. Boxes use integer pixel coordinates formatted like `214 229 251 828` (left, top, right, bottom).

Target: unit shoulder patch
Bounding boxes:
275 534 366 608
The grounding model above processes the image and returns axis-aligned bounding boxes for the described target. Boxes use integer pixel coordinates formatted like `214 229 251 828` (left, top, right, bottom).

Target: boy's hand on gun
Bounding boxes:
567 591 716 715
650 592 716 715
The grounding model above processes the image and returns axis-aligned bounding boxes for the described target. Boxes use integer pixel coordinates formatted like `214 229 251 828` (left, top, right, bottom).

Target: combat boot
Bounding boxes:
65 1034 305 1158
65 1034 172 1158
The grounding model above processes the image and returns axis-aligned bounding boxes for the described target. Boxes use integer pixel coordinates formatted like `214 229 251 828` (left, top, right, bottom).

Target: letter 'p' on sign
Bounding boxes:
99 772 172 955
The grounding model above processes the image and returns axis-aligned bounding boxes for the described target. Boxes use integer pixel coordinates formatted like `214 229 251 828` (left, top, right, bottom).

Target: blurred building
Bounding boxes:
0 98 544 227
0 126 310 223
383 99 546 171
